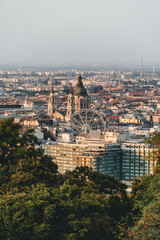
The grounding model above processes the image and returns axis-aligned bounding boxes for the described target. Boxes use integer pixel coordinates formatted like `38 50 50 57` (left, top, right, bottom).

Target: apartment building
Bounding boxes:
43 140 155 187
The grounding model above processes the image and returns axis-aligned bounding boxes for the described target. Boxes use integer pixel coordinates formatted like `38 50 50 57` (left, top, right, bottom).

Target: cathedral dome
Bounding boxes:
74 75 88 97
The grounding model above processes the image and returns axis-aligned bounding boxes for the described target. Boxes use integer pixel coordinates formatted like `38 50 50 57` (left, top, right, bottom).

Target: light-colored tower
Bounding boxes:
48 86 54 115
66 84 75 121
74 75 90 112
152 65 155 75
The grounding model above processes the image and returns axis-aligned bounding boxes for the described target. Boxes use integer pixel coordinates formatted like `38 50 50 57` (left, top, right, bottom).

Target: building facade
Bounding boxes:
76 144 121 180
121 142 155 185
43 141 155 185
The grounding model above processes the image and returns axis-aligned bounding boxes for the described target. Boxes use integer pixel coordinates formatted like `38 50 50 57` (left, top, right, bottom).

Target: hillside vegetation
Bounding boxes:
0 118 159 240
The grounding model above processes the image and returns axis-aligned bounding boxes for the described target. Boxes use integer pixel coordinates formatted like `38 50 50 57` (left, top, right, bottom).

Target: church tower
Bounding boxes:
74 74 90 112
48 86 54 115
66 84 75 121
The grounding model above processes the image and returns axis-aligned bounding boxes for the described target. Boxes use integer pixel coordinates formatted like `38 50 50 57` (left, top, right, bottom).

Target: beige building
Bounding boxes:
105 131 129 143
43 139 155 185
53 111 65 121
23 119 39 127
119 115 140 124
42 141 121 179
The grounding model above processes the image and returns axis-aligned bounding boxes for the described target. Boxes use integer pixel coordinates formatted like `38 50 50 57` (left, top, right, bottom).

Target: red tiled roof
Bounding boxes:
107 116 119 119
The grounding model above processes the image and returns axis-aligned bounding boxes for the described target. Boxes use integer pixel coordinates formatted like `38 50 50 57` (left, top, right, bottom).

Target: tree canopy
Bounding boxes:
1 118 160 239
0 118 58 193
0 118 132 240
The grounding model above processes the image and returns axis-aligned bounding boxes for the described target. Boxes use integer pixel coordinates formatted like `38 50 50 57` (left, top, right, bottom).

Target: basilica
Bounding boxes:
48 74 90 121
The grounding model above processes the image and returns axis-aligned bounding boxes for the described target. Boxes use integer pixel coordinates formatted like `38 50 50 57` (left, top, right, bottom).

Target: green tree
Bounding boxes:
9 153 58 192
0 118 58 193
146 131 160 173
119 197 160 240
119 132 160 239
0 182 129 240
0 118 21 165
0 118 133 239
64 166 127 195
64 167 132 228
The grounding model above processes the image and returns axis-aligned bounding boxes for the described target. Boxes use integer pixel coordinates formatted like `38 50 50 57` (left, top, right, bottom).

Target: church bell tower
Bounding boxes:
48 86 54 115
66 84 75 121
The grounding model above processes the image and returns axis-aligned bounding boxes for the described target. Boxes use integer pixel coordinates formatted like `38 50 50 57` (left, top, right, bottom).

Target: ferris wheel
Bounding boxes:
69 109 106 133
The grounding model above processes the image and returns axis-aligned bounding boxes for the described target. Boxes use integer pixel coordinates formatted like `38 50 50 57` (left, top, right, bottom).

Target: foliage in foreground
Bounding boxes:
119 132 160 240
1 119 160 240
0 182 129 240
0 118 131 240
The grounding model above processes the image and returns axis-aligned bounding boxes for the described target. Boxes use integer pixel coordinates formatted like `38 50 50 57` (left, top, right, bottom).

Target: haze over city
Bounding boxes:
1 0 160 65
1 0 160 239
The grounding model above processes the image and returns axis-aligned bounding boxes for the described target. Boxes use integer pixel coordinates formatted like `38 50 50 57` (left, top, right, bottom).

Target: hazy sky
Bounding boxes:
0 0 160 65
